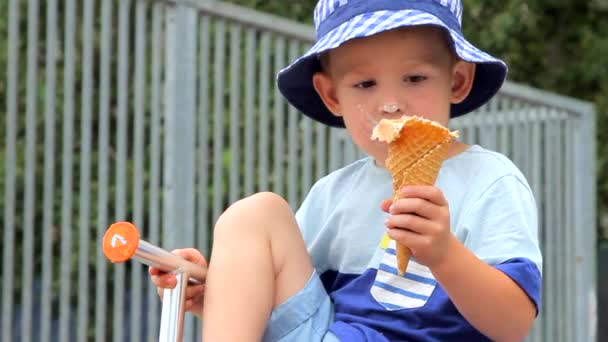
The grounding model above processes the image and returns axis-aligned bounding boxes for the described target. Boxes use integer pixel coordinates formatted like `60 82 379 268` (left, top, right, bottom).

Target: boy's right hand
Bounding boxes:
148 248 207 319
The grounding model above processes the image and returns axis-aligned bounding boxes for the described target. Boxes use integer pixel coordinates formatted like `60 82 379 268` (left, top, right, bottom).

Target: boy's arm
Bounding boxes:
432 237 536 342
386 179 541 341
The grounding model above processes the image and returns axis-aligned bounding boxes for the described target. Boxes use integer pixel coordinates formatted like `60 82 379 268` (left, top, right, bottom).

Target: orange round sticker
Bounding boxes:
102 221 141 263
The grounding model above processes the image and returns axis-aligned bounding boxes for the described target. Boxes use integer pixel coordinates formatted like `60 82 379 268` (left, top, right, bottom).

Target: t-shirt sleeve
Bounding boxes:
495 258 542 314
459 174 543 312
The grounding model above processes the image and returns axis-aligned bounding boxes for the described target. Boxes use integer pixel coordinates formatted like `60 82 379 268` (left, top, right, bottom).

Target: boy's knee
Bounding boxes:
214 192 293 237
242 192 291 212
229 192 291 217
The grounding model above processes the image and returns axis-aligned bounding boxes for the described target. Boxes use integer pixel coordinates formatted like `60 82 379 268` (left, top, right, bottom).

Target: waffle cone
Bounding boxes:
372 116 457 275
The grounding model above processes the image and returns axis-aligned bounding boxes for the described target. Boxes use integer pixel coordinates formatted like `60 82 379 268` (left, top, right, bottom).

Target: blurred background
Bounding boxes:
0 0 606 341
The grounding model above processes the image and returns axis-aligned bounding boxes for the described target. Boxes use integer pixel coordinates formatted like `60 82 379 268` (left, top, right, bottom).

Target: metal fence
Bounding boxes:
0 0 597 341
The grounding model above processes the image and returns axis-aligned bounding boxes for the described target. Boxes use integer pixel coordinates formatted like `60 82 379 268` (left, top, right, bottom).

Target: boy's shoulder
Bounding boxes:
441 144 534 201
449 144 527 179
313 157 379 190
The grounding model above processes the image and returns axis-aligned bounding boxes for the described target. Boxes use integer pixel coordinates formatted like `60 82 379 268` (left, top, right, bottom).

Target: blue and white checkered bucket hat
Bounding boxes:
277 0 508 128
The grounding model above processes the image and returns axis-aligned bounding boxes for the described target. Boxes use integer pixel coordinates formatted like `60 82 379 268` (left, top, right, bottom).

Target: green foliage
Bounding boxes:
464 0 608 241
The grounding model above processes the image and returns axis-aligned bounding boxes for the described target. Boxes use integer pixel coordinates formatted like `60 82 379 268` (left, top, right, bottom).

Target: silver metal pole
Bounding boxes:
102 222 206 341
133 241 206 283
159 273 188 342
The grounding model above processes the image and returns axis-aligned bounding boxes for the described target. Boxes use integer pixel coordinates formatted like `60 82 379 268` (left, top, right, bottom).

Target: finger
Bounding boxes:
380 199 393 213
386 226 429 250
389 197 437 219
172 248 208 267
399 186 448 206
151 274 177 289
185 284 205 300
385 213 435 235
148 266 165 276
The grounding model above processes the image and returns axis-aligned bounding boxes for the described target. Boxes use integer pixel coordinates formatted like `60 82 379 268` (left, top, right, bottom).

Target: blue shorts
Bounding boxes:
262 270 339 342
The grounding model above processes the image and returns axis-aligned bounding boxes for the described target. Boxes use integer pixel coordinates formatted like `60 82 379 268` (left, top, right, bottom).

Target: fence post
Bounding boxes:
163 4 198 341
573 105 597 342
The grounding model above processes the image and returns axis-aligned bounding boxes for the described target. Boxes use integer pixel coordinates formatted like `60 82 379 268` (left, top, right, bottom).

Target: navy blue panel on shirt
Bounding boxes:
319 258 540 341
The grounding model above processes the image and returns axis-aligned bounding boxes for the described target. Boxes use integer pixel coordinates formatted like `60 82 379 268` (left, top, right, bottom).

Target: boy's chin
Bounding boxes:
365 148 388 167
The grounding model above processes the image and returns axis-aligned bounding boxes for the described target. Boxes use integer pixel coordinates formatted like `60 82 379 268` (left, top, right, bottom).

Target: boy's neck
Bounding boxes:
447 141 470 158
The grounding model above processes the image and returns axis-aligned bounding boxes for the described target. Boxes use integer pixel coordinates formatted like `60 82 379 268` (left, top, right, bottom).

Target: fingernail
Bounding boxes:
388 205 394 213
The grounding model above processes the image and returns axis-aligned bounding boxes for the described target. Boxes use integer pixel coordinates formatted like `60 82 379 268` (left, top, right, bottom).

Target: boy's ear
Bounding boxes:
312 72 342 117
450 61 476 104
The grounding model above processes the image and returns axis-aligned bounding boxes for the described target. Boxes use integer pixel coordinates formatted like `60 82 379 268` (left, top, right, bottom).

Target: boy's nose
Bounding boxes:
380 103 402 114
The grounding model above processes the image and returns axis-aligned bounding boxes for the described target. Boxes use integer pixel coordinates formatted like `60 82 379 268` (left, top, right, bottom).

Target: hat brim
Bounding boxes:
278 10 507 128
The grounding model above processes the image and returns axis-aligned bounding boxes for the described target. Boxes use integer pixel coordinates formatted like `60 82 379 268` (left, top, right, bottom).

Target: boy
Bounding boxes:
150 1 542 341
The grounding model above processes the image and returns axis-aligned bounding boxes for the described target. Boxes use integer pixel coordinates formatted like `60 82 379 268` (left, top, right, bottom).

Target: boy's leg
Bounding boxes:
202 192 313 341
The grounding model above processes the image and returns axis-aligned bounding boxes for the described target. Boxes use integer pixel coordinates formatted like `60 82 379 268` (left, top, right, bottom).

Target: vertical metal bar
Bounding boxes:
315 122 327 180
163 6 198 339
77 0 94 341
467 114 479 145
553 113 564 342
487 98 500 151
95 1 112 341
59 0 76 340
287 40 299 207
527 108 543 342
302 115 313 202
147 3 164 340
40 0 58 340
573 107 597 342
159 273 188 342
21 0 40 340
543 116 556 340
132 0 147 339
499 111 511 158
512 109 524 172
476 105 493 150
244 27 256 196
229 23 242 203
2 0 20 339
113 1 130 340
539 111 548 340
563 117 574 342
273 36 286 195
196 15 211 342
212 19 226 223
196 14 213 341
521 109 532 178
258 32 271 192
329 129 341 172
457 125 469 145
198 13 211 255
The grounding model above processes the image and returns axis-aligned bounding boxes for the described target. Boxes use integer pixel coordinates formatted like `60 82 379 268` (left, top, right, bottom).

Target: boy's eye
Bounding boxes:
404 75 427 83
354 80 376 89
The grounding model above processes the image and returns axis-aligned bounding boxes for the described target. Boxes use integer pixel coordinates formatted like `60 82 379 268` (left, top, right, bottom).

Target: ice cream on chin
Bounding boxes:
372 115 458 275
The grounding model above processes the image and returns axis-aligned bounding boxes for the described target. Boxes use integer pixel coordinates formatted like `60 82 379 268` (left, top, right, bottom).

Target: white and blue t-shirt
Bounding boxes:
296 145 542 341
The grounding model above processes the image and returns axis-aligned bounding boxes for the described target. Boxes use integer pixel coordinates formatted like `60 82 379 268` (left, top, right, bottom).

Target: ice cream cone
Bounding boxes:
372 116 458 275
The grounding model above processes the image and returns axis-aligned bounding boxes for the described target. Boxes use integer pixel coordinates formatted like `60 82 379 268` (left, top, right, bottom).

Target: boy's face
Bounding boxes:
313 26 475 166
